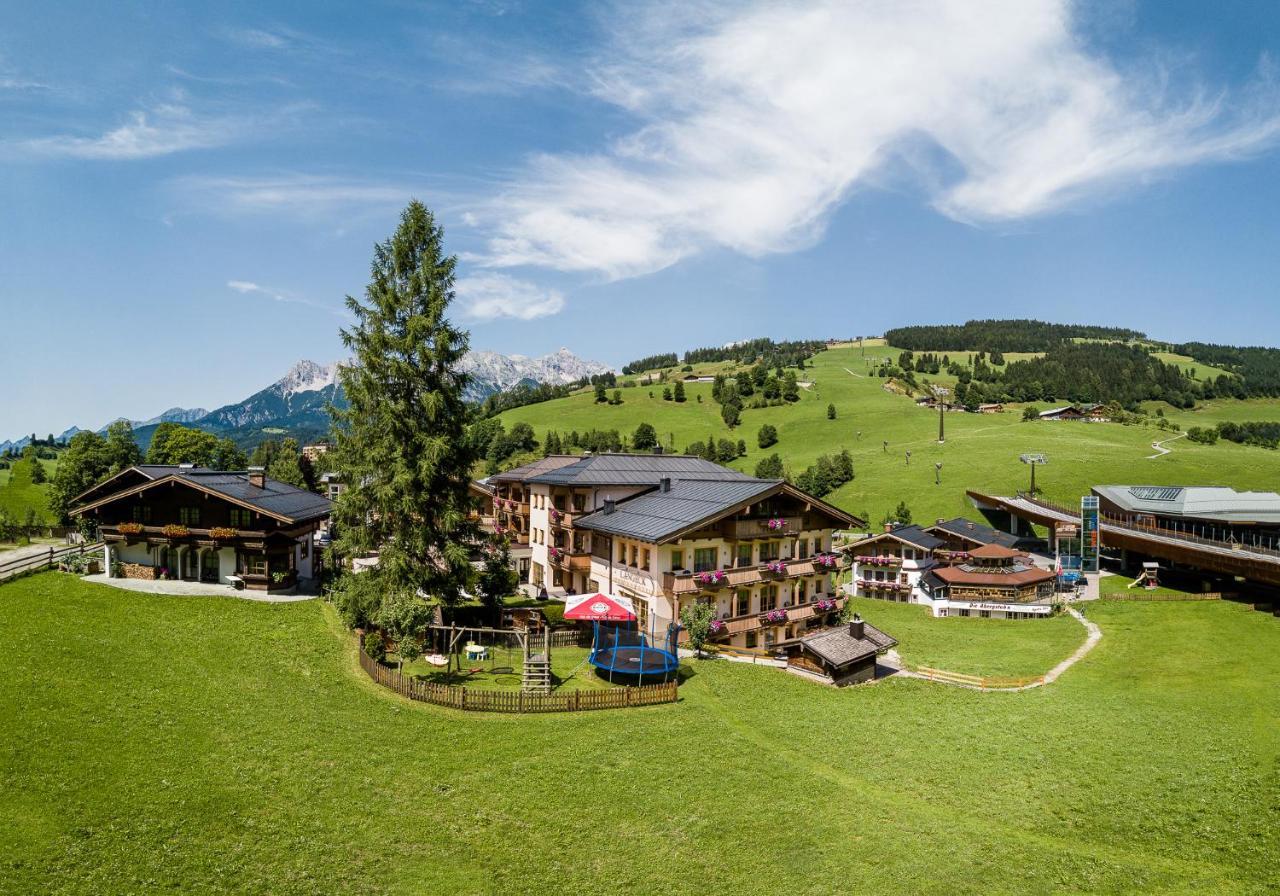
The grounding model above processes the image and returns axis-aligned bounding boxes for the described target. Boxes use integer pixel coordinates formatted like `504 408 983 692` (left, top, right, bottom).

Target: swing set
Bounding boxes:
426 624 552 691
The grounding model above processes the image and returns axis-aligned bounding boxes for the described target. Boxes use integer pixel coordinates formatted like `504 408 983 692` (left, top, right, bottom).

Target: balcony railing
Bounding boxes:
706 595 846 636
101 523 267 544
663 555 842 595
719 515 806 540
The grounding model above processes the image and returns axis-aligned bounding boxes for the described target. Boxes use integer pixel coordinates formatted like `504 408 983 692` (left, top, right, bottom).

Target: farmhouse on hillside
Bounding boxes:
71 464 331 592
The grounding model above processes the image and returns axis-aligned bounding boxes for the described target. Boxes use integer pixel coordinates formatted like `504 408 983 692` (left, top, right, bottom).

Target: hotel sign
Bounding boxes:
946 600 1052 616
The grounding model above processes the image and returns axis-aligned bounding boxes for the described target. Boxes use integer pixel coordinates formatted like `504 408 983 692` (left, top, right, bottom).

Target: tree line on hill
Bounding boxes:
1171 343 1280 399
947 342 1202 409
1188 421 1280 450
621 337 827 375
884 319 1145 353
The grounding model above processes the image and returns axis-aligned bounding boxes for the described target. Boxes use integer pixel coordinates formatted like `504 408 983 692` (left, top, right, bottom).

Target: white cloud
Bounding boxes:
227 279 346 317
474 0 1280 280
455 274 566 321
21 104 241 160
230 28 290 49
179 174 412 216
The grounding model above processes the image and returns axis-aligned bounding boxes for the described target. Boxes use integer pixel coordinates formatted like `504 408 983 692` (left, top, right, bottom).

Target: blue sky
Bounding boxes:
3 0 1280 436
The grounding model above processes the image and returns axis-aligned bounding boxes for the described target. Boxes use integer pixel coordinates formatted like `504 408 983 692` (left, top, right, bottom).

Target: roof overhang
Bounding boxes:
71 474 312 525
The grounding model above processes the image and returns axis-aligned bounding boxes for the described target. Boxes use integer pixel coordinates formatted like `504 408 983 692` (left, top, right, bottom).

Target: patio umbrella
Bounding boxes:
563 592 637 622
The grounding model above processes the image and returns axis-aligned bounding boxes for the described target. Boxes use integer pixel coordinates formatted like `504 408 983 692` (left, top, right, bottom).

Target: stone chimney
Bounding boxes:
883 522 894 533
603 499 615 515
849 613 865 640
247 466 266 488
659 477 671 493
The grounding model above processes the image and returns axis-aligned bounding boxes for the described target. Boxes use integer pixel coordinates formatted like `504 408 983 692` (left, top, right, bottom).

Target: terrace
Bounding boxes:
663 553 845 595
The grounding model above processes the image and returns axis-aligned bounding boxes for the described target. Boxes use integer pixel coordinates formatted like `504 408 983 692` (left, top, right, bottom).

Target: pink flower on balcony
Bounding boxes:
696 569 726 586
550 508 562 521
708 619 726 634
816 553 839 568
761 608 787 624
549 547 562 560
814 598 837 612
765 560 787 575
766 517 785 531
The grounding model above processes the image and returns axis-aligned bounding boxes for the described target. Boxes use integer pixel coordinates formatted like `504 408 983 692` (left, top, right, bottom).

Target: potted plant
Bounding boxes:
766 516 786 531
761 608 787 624
765 559 787 575
210 526 238 541
695 569 726 587
162 524 189 539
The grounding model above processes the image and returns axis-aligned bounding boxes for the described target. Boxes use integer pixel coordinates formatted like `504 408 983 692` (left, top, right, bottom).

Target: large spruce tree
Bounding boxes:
329 200 481 608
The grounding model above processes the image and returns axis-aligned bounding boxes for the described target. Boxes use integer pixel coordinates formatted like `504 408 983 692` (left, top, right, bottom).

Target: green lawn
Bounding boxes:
2 573 1277 894
1098 574 1210 599
499 343 1280 525
843 596 1084 677
0 457 56 526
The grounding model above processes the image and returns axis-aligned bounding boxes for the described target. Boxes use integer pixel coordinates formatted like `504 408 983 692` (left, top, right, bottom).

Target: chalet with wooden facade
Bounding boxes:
847 518 1057 619
562 458 862 651
784 614 897 686
919 544 1055 616
71 464 331 592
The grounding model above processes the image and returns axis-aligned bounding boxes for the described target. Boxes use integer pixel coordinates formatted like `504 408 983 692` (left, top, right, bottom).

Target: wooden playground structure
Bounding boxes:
428 623 554 695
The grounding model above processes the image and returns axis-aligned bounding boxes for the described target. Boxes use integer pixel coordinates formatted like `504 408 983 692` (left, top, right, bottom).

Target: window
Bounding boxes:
693 547 717 573
745 632 758 649
736 543 752 568
245 555 267 576
759 541 780 561
796 580 807 603
179 507 201 526
760 585 778 611
131 505 152 523
230 508 253 528
641 548 650 569
797 538 809 559
300 538 309 559
734 589 751 616
671 550 684 571
629 545 639 567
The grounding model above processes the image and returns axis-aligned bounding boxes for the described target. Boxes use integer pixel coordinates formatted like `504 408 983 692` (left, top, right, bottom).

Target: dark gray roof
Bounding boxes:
574 478 781 542
800 621 896 669
890 525 946 550
487 455 581 484
73 466 332 524
927 517 1020 548
1092 485 1280 524
527 453 753 487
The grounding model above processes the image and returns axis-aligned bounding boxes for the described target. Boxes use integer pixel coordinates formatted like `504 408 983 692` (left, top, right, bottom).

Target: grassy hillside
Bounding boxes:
1 573 1276 894
499 343 1280 524
0 456 56 524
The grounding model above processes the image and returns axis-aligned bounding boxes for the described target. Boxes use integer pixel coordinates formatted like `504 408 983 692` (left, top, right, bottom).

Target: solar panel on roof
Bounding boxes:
1129 486 1183 502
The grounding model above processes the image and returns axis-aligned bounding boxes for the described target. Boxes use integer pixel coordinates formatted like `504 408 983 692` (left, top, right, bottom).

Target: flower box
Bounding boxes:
814 598 837 612
695 569 727 587
766 517 786 531
116 522 144 535
760 608 788 624
708 619 727 635
210 527 238 541
764 560 787 575
161 524 190 539
815 553 840 568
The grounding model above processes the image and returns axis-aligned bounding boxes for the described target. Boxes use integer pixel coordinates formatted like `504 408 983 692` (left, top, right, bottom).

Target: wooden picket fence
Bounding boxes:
1105 591 1228 602
913 665 1045 690
357 645 677 713
544 628 592 648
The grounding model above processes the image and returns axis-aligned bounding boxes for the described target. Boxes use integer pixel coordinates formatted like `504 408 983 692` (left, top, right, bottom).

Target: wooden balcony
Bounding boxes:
548 509 579 529
547 550 591 572
101 523 268 547
663 555 842 595
709 595 846 637
719 516 806 540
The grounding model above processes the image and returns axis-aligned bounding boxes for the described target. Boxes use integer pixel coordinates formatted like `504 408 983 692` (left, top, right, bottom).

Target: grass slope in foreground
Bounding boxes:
1 573 1277 895
497 343 1280 525
0 457 56 525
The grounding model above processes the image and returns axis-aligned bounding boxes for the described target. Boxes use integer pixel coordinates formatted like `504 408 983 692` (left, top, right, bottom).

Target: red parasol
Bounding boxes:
563 592 637 622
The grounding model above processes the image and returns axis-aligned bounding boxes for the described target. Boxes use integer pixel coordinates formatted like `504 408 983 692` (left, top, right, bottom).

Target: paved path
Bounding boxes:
81 573 318 603
1146 432 1186 459
891 607 1101 692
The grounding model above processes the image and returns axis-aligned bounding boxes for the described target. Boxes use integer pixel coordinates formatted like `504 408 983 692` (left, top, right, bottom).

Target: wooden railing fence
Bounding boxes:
913 665 1045 690
0 543 103 584
357 645 677 713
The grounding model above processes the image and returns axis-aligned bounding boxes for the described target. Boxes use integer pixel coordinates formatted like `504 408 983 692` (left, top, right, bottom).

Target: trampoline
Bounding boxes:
589 622 680 684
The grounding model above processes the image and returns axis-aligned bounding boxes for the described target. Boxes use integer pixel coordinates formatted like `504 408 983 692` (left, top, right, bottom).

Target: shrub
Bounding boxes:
363 630 387 663
1022 406 1040 421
